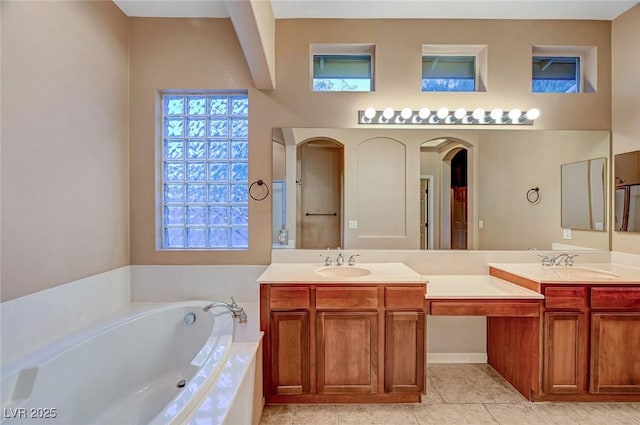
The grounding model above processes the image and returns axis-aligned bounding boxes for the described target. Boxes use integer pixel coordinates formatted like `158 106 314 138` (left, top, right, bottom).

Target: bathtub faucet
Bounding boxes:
203 297 248 324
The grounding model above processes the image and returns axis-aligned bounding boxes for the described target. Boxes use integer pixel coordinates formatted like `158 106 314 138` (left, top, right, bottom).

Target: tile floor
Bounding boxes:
259 364 640 424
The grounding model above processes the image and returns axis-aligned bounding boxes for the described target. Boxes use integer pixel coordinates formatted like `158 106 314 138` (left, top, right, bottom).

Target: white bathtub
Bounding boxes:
1 301 262 425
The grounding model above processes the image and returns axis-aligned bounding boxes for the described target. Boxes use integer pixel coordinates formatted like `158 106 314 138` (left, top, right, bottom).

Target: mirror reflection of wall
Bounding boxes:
273 128 610 251
561 158 607 231
614 150 640 233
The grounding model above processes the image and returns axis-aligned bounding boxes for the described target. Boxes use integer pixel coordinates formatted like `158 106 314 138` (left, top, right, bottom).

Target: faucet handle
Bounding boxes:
566 254 577 266
348 254 360 266
230 297 238 308
538 255 553 267
320 254 332 266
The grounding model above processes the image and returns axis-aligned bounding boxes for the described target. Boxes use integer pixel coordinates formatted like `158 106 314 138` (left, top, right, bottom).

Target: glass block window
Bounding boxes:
161 93 249 249
313 54 372 92
532 56 580 93
422 56 476 92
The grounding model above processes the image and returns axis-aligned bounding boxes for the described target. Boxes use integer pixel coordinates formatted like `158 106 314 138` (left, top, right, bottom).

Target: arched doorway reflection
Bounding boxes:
297 139 344 249
420 137 473 250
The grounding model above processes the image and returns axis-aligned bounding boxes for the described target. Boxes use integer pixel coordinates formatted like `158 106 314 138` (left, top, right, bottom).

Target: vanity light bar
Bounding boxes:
358 107 540 125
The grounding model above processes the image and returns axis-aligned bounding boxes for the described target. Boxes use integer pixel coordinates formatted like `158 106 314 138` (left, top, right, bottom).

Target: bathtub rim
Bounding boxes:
0 300 231 413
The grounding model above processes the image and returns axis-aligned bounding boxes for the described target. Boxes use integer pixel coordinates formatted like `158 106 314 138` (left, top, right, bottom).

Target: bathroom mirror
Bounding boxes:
272 128 611 251
614 150 640 233
561 158 607 231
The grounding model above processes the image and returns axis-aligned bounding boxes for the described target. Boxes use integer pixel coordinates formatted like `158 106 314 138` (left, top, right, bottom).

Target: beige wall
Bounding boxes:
612 4 640 254
129 17 614 264
129 18 273 265
274 19 611 130
1 1 129 301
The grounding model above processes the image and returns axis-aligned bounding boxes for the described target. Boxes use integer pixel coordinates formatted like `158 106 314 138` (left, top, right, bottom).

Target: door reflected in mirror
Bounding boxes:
614 150 640 233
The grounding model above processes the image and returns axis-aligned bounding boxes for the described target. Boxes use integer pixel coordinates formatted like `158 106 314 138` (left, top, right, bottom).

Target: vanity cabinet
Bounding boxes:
538 284 640 400
317 311 378 394
260 283 426 403
542 287 589 395
589 288 640 394
489 265 640 402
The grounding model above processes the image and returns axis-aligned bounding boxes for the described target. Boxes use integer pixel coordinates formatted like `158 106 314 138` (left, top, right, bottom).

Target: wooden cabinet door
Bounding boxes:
590 312 640 394
385 311 425 393
543 312 588 394
316 311 378 394
270 311 310 395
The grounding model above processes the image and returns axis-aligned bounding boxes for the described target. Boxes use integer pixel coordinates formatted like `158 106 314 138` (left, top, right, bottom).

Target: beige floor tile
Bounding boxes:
427 364 526 404
260 404 341 425
413 403 498 425
559 403 640 425
485 403 640 425
335 404 419 425
421 377 445 404
485 403 583 425
259 365 640 424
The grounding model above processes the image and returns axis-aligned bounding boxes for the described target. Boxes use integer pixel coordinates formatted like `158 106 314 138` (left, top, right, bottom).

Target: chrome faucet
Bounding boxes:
553 253 577 266
348 254 360 266
336 252 345 266
203 297 248 324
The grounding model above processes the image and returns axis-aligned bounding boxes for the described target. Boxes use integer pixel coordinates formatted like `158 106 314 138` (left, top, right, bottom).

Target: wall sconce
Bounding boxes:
358 107 540 126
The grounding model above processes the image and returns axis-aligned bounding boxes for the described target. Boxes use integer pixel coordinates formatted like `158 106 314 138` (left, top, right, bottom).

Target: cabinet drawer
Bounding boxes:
385 287 425 310
544 287 587 309
316 287 379 310
269 287 310 310
591 288 640 310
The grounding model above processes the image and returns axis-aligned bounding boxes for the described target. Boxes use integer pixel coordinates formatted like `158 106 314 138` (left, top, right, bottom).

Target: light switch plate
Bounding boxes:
348 220 358 229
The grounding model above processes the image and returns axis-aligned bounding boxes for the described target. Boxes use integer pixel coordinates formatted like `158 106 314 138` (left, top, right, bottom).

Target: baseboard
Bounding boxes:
427 353 487 363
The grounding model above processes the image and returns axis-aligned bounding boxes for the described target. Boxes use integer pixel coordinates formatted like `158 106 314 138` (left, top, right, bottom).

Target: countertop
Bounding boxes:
424 275 544 299
256 262 427 284
489 262 640 284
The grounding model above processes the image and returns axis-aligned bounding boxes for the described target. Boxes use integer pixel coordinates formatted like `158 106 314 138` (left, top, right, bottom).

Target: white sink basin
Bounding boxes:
550 266 620 280
315 266 372 278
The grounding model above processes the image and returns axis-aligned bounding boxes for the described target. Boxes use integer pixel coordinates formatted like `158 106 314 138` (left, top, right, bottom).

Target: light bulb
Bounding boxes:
382 108 394 120
436 107 449 119
454 108 467 120
418 108 430 120
490 108 503 121
508 109 522 122
364 107 376 120
526 108 540 120
472 108 485 120
400 108 413 120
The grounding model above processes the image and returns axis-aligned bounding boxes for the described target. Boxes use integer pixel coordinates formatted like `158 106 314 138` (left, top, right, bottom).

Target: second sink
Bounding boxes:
315 266 372 278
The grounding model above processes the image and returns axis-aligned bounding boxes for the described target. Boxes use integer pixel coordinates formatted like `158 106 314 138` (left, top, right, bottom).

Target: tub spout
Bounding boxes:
203 297 248 324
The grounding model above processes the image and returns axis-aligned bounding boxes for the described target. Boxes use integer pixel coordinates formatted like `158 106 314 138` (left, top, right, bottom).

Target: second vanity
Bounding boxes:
486 263 640 401
258 260 640 404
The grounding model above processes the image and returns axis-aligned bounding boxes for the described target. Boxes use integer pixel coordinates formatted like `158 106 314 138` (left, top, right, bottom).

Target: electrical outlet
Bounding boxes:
349 220 358 229
563 228 572 239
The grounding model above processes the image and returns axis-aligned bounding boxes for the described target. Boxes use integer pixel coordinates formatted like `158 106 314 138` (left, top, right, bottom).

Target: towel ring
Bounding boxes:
526 187 540 204
249 179 269 201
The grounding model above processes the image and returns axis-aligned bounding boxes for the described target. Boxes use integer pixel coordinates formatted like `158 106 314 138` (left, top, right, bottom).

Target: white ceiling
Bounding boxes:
114 0 639 20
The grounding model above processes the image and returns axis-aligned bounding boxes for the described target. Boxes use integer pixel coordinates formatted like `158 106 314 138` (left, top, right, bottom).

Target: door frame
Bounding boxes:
420 175 435 250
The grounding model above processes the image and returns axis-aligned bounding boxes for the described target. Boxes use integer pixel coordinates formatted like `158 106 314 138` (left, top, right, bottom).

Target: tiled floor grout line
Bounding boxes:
481 402 502 424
